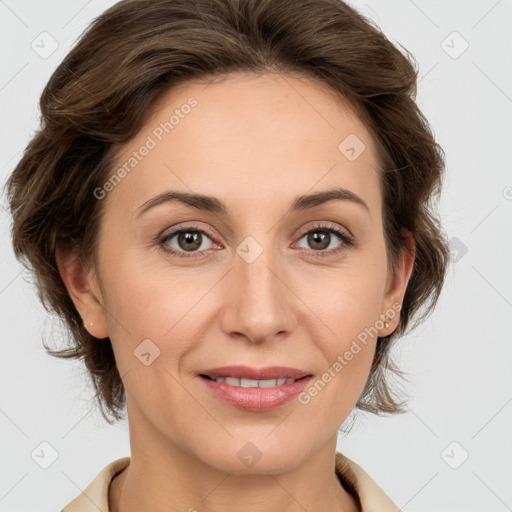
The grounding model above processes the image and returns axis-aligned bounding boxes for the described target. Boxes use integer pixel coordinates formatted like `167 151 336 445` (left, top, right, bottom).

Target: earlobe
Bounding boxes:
55 244 109 339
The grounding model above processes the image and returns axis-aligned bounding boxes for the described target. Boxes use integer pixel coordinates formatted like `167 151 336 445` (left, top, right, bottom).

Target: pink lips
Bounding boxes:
198 365 313 412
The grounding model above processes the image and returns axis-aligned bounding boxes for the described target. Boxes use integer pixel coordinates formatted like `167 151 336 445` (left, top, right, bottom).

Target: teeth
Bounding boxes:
211 377 298 387
259 379 280 388
240 378 259 387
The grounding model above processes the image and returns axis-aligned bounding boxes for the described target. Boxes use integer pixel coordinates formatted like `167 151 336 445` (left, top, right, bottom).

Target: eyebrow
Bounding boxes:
136 187 370 218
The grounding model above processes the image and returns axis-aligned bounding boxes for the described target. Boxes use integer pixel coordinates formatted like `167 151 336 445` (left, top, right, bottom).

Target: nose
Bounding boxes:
218 247 296 344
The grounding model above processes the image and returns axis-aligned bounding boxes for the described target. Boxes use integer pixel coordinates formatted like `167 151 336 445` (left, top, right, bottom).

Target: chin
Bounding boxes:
194 434 312 475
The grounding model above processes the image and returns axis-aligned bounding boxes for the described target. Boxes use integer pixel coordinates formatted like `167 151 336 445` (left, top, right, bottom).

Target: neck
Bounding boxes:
109 403 359 512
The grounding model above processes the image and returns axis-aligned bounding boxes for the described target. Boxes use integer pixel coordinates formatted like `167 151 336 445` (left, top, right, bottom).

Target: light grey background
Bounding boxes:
1 1 511 511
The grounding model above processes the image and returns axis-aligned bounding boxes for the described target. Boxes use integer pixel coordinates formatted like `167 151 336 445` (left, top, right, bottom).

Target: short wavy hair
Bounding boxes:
5 0 449 423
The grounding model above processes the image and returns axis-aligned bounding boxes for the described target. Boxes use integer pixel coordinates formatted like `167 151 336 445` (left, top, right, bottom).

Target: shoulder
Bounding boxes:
335 451 399 511
61 457 131 512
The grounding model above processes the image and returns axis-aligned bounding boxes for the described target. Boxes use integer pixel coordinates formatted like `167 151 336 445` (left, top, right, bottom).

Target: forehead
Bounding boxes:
107 72 382 218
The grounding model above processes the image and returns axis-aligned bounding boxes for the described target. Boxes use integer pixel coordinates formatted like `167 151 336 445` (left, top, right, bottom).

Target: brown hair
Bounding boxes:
4 0 449 423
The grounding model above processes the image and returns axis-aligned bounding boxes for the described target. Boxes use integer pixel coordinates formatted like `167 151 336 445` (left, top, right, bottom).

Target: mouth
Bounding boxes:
198 365 312 385
199 374 310 388
197 365 313 411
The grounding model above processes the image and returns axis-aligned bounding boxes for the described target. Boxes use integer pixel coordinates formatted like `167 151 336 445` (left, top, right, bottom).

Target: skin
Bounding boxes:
57 72 415 512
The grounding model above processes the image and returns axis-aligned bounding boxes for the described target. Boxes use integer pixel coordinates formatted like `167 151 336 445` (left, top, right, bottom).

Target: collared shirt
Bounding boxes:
61 452 399 511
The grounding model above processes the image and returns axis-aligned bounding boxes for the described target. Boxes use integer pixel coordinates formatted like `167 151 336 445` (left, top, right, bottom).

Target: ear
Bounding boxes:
55 244 109 339
379 228 416 335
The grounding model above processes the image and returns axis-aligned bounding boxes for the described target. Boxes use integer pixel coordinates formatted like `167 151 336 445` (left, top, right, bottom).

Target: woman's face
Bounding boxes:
70 72 412 473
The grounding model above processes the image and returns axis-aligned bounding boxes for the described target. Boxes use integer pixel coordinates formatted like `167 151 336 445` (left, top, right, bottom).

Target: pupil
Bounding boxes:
179 231 201 251
309 231 329 250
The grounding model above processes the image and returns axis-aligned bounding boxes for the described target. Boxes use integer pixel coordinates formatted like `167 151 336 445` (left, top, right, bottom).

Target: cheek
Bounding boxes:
297 258 386 345
327 280 383 351
294 264 385 415
102 268 201 347
98 246 227 381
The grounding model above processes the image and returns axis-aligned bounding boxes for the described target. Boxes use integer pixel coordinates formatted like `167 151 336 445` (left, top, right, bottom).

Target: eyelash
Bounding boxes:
157 222 355 260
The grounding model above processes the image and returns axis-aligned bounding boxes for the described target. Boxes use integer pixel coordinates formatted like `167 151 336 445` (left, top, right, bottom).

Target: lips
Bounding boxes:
197 365 314 411
198 368 314 411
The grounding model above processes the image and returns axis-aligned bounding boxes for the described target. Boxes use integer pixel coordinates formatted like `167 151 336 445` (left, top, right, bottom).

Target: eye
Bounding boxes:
158 225 215 259
295 222 354 257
